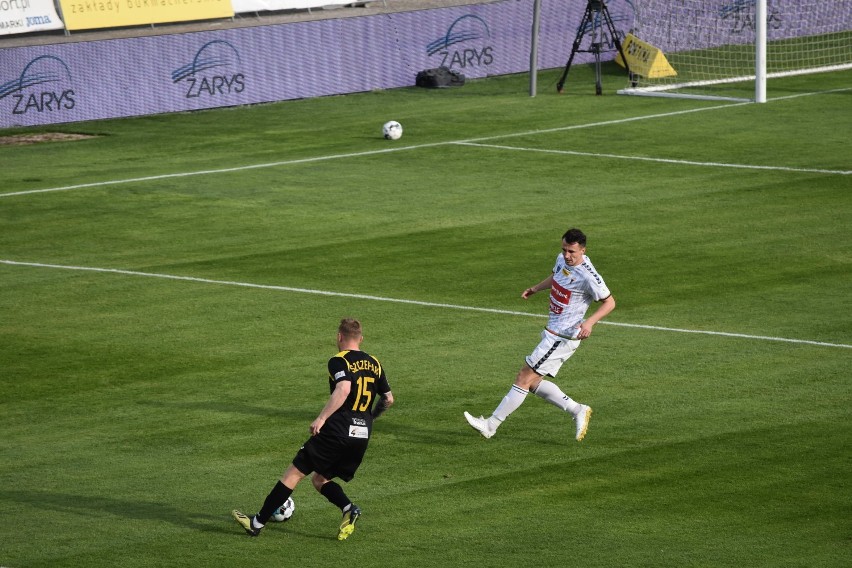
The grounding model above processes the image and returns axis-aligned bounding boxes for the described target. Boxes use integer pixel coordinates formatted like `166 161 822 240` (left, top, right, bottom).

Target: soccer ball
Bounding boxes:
270 497 295 522
382 120 403 140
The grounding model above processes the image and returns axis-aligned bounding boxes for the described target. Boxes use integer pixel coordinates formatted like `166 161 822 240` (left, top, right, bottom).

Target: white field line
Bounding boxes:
453 142 852 175
2 258 850 350
0 144 444 198
0 96 816 199
765 86 852 101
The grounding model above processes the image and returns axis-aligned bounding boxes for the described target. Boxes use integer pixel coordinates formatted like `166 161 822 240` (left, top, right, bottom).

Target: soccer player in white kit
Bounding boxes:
464 228 615 441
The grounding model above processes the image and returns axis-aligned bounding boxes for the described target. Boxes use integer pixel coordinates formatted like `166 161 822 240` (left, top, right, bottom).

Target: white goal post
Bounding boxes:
615 0 852 103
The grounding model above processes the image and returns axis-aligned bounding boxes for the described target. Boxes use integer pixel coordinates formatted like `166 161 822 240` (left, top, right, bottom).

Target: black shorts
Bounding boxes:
292 433 369 482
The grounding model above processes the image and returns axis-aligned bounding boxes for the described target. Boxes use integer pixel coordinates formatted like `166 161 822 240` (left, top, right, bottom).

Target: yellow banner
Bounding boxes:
615 33 677 79
58 0 234 31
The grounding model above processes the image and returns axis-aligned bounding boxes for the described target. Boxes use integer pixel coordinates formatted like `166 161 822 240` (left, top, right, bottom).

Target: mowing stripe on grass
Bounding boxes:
454 142 852 175
0 97 818 199
2 258 849 350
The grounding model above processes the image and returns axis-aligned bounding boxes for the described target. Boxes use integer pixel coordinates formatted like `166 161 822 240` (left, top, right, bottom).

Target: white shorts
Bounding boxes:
524 329 581 377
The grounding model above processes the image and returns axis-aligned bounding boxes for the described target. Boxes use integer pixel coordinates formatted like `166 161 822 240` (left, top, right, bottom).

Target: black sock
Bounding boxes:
257 481 293 524
319 480 351 511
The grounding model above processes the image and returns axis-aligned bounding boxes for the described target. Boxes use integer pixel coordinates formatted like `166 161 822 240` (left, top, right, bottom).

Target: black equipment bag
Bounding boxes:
415 66 466 88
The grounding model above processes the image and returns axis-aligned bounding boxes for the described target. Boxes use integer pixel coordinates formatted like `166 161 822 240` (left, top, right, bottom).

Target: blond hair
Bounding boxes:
338 318 363 340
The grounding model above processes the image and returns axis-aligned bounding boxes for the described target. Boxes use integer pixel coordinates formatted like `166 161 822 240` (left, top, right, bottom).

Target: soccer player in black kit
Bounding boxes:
233 318 393 540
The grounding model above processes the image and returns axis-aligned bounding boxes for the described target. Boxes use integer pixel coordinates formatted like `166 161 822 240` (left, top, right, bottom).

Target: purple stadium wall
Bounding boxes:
1 0 848 128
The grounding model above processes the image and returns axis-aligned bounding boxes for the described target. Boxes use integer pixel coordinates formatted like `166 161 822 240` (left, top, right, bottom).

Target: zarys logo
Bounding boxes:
0 55 75 115
172 40 245 99
719 0 783 34
426 14 493 70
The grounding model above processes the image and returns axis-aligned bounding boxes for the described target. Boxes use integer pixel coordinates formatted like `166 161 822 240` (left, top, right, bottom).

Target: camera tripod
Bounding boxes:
556 0 630 95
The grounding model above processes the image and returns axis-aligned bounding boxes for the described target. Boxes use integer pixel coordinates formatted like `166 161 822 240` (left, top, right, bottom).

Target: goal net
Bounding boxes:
615 0 852 102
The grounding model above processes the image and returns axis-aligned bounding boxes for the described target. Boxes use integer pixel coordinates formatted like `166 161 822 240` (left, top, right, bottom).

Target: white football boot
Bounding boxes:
464 411 496 439
574 404 592 441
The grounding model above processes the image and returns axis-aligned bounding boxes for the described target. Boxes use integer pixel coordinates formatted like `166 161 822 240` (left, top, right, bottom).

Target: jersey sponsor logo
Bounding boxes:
550 280 572 303
349 426 369 439
549 298 564 314
549 279 572 314
334 370 347 380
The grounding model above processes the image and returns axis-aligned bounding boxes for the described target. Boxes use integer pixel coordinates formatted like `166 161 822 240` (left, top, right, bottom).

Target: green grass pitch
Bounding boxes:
1 63 850 567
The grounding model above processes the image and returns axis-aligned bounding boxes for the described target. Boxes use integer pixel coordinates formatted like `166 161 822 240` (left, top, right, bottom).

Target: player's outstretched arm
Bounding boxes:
522 275 554 299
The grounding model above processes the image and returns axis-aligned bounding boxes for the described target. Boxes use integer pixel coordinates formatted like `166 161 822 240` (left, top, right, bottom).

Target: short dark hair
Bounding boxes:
338 318 363 340
562 228 587 246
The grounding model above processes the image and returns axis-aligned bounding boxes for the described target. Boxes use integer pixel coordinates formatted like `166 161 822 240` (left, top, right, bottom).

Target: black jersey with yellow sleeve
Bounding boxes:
324 350 391 440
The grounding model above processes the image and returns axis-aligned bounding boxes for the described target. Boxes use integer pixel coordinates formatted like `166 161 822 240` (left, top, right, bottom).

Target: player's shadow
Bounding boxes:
265 523 340 542
374 419 463 445
136 399 317 422
0 489 232 535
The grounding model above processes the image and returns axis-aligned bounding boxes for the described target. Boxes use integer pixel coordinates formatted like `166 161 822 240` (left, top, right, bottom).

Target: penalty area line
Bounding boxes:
2 258 850 350
454 142 852 176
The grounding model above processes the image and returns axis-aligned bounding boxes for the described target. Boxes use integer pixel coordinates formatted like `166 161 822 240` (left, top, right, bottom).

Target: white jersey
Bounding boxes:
546 253 611 337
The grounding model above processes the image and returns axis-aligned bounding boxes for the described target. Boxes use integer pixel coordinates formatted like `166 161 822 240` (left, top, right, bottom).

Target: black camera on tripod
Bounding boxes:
557 0 631 95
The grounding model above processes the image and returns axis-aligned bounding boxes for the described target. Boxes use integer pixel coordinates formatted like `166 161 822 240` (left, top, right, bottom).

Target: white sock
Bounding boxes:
251 516 265 529
533 380 582 415
491 385 529 425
